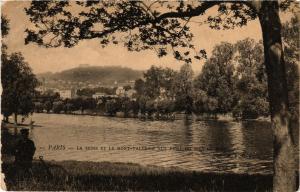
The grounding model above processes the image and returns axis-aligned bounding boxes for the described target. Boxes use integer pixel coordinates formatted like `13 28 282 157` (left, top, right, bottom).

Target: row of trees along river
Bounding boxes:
10 35 297 123
33 38 272 120
2 19 299 124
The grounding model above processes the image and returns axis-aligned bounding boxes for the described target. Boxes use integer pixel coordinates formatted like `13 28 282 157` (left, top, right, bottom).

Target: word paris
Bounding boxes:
48 145 208 152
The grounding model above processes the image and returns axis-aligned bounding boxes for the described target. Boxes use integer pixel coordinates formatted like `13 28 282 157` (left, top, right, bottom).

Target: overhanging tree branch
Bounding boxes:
155 1 219 20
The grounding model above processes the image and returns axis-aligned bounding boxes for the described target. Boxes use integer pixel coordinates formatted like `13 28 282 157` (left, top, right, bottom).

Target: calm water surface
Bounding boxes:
26 113 272 174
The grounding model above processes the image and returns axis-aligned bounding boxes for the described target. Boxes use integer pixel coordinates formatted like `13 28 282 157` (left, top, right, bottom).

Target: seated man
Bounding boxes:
14 128 36 175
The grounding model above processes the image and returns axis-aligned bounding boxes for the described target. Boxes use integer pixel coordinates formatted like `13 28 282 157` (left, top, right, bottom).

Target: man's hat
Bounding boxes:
20 128 29 134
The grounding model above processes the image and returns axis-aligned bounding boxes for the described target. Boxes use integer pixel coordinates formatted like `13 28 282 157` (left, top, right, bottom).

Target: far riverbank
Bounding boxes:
24 111 271 123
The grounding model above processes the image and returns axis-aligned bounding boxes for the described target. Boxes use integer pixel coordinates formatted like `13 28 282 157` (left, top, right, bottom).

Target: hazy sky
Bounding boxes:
2 1 266 74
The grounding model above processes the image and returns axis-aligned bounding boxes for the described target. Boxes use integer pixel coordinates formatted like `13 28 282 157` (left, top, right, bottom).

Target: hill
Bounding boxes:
37 66 143 84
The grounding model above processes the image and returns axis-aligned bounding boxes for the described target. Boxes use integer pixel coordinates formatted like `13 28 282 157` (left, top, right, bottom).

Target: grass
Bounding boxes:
2 160 273 191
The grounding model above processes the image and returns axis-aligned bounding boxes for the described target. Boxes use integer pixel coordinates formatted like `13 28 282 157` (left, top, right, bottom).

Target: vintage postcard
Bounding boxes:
1 1 299 191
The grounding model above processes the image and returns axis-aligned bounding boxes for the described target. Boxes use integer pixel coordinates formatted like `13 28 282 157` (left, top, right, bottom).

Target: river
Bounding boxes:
25 113 272 174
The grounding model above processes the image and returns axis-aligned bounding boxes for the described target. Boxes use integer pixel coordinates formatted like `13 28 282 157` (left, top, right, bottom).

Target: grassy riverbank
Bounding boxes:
2 160 273 191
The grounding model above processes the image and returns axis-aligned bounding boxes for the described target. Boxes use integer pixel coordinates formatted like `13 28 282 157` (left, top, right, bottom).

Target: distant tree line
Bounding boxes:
76 87 118 97
33 94 141 118
33 32 298 121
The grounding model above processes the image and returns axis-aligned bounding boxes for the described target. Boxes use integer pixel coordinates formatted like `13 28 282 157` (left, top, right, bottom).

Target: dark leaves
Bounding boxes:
158 48 167 57
1 16 10 37
25 29 43 45
24 1 260 62
199 49 207 59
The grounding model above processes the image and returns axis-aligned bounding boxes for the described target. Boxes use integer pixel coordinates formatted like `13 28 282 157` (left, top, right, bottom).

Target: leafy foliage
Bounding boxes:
1 17 38 122
233 38 269 119
1 16 10 37
134 78 145 96
194 42 236 114
143 66 177 99
1 52 38 120
173 63 194 114
282 15 299 122
24 1 264 63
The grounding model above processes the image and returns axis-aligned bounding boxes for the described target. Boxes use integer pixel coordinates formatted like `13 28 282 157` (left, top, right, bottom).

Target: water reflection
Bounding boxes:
20 113 273 174
240 121 272 160
205 121 233 153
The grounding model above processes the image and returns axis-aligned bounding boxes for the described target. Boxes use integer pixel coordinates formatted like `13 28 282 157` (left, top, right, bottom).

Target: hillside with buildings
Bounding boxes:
37 65 143 90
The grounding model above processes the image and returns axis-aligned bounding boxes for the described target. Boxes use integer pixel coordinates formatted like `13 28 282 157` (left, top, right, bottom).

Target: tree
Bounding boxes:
143 66 165 99
137 95 148 116
1 16 10 122
24 1 298 190
156 99 175 118
52 101 64 114
1 16 38 124
1 52 38 124
194 42 236 114
130 100 140 117
76 88 95 97
33 102 44 113
173 63 194 114
123 85 132 91
83 98 97 111
134 78 145 96
1 49 10 122
119 97 131 117
192 89 219 118
233 39 269 119
105 99 118 116
281 15 299 172
145 99 156 117
1 16 9 37
63 103 75 114
282 15 299 121
142 66 177 100
192 89 207 115
44 101 53 113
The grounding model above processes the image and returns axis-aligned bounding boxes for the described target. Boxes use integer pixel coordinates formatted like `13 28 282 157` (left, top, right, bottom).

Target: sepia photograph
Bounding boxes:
1 1 299 191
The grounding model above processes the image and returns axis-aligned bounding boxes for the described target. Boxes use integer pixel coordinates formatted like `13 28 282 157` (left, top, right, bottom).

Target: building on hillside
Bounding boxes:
52 88 60 94
125 89 136 98
35 86 46 93
79 64 90 68
92 92 107 99
116 87 125 97
59 89 77 99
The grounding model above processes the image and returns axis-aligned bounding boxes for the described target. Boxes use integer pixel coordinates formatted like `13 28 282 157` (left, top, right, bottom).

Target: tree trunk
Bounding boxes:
4 116 9 123
14 113 18 125
258 1 296 191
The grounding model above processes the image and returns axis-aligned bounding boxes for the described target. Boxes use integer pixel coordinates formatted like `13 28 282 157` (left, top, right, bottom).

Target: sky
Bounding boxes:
1 1 267 74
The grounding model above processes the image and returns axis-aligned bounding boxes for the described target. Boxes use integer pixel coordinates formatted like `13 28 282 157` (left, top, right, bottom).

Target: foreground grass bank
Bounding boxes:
2 160 273 191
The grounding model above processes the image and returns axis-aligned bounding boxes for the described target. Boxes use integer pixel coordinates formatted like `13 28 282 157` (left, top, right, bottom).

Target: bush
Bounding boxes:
52 101 64 114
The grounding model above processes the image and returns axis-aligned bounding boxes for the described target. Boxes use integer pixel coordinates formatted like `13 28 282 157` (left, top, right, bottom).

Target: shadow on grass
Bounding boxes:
1 127 19 155
2 160 273 191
